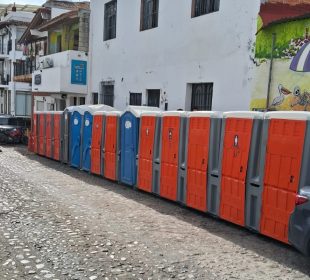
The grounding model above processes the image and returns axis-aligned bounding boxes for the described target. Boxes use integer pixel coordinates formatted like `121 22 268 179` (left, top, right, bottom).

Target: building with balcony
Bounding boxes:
0 4 38 116
28 0 90 112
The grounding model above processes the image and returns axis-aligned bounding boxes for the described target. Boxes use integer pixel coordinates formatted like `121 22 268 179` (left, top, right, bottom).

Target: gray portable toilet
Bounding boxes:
136 111 162 194
177 111 222 212
259 112 310 248
214 111 264 228
61 106 74 164
159 111 187 202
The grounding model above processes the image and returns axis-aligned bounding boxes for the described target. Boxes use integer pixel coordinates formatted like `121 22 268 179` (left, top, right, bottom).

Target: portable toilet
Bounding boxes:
218 112 264 227
103 111 121 181
38 112 46 156
45 112 53 158
32 112 38 154
70 105 113 170
91 111 106 175
137 111 162 193
259 112 310 246
52 111 63 161
177 112 222 212
70 106 86 168
159 111 187 201
81 105 114 172
120 106 161 186
61 107 74 164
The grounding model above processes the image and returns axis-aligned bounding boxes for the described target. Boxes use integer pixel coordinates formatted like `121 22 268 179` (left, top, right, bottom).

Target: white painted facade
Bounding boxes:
89 0 261 111
0 11 34 116
32 50 88 94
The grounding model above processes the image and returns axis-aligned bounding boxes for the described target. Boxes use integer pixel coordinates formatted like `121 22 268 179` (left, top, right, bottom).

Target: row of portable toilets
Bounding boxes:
28 105 310 255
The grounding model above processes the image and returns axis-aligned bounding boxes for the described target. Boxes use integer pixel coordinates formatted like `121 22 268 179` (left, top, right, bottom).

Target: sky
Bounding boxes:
0 0 89 5
0 0 46 4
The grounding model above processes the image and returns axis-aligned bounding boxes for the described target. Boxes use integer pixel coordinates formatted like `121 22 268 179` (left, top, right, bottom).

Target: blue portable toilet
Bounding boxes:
120 106 161 186
81 105 114 172
70 106 87 169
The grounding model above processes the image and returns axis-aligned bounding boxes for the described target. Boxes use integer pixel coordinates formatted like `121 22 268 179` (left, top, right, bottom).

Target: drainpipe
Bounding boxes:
266 33 276 111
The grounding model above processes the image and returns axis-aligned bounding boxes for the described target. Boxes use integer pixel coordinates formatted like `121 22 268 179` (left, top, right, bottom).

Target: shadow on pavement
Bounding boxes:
16 146 310 276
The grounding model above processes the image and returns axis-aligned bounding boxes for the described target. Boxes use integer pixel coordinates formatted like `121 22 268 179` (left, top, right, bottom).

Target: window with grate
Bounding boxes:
130 92 142 106
147 89 160 108
93 92 98 105
102 84 114 107
104 0 117 41
140 0 159 31
191 83 213 111
192 0 220 17
79 97 85 105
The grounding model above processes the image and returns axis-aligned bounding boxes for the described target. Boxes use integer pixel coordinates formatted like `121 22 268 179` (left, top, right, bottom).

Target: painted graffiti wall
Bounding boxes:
251 2 310 111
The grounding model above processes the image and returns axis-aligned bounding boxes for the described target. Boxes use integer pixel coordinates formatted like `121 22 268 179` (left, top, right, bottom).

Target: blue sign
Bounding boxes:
71 60 87 85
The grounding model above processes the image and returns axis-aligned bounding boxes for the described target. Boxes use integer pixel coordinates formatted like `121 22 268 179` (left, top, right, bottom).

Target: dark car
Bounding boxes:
0 115 31 144
289 187 310 256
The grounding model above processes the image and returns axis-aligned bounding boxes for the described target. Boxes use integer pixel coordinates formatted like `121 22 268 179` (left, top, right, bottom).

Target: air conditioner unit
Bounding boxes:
42 57 54 69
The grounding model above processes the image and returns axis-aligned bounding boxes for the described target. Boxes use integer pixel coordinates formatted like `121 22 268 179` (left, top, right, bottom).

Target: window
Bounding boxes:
93 92 99 104
79 97 85 105
15 91 31 116
73 30 79 51
140 0 159 31
37 101 44 111
102 83 114 107
147 89 160 107
130 92 142 106
192 0 220 17
104 0 117 41
191 83 213 111
73 97 77 106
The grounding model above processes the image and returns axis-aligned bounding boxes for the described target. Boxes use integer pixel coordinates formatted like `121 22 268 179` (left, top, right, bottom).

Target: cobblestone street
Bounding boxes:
0 146 309 280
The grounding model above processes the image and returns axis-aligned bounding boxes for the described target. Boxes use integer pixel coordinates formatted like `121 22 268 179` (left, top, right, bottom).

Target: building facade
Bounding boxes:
89 0 261 111
30 1 90 112
0 5 37 116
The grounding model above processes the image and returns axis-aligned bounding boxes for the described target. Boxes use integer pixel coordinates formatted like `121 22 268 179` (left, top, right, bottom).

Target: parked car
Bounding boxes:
0 115 31 144
289 187 310 256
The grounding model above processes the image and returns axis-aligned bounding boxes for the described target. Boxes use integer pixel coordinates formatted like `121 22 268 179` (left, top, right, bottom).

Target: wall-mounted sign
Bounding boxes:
34 74 41 85
71 60 87 85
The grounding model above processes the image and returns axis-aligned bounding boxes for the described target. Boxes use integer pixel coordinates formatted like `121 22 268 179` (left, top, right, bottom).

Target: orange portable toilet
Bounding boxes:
91 111 106 176
260 112 310 244
32 113 38 153
137 112 162 193
52 112 63 161
219 112 263 227
38 112 46 156
45 112 52 158
178 112 221 212
103 111 121 181
159 111 187 201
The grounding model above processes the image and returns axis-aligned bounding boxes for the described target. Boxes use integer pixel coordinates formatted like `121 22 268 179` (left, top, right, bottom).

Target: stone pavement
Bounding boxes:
0 146 309 280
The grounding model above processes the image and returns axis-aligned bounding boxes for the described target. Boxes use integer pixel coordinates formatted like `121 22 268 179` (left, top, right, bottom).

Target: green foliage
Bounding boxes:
255 18 310 59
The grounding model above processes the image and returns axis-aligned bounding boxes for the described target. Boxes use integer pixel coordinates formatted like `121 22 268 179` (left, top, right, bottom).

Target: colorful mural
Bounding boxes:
251 1 310 111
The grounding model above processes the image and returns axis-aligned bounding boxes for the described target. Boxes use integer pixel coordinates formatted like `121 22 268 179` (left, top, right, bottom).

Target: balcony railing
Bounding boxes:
14 59 36 77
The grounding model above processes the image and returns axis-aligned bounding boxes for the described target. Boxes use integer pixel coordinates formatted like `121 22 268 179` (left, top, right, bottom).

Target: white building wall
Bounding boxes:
0 11 34 116
90 0 261 111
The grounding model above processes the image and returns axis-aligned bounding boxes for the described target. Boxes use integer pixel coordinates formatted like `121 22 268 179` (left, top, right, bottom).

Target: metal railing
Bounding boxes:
14 59 36 77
